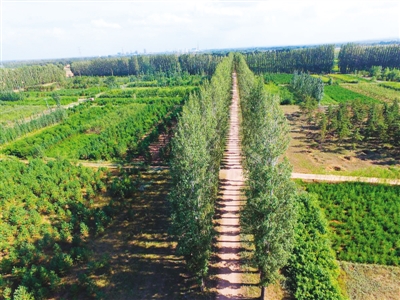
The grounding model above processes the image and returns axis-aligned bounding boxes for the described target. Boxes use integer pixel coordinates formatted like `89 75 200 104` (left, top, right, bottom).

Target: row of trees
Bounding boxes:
311 99 400 147
0 64 65 91
338 43 400 73
70 54 224 77
4 97 181 160
244 45 334 74
369 66 400 82
235 53 298 298
291 71 324 103
169 54 233 288
235 54 343 299
0 108 67 145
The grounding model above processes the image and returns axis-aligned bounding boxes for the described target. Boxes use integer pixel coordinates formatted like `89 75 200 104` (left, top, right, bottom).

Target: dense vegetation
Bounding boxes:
0 64 65 91
263 72 294 84
291 71 324 103
300 182 400 266
3 96 182 160
323 85 378 104
245 45 334 74
285 193 344 300
169 55 233 288
235 53 298 297
70 54 223 77
0 108 67 145
0 159 111 299
236 55 343 299
338 43 400 73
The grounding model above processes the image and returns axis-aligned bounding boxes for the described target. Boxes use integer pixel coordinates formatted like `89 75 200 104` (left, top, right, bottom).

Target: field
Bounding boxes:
342 82 400 102
299 181 400 265
1 83 191 161
339 262 400 300
0 104 47 125
264 82 294 104
0 73 208 299
379 81 400 91
2 52 400 300
327 73 367 83
323 85 379 104
263 72 294 84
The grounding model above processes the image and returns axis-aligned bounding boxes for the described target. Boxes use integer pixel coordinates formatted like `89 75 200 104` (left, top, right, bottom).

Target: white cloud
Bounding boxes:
91 19 121 29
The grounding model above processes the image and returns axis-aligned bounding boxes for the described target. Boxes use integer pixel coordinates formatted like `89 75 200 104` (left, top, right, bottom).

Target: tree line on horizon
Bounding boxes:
70 54 224 77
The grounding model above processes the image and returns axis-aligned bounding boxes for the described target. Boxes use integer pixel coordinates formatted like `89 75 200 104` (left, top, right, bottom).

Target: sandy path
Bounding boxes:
214 72 248 299
291 173 400 185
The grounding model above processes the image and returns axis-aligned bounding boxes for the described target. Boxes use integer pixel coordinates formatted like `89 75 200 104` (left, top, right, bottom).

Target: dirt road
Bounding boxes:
213 72 255 299
291 173 400 185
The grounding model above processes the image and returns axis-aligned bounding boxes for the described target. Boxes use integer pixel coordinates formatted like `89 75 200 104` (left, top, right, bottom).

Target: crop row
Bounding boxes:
3 96 181 160
342 82 400 102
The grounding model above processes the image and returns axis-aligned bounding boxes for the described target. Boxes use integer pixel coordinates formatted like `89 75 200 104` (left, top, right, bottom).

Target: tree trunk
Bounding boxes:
260 285 265 300
200 277 205 292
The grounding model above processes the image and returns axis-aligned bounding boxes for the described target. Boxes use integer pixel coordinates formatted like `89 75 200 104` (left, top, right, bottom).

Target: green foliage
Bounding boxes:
291 71 324 102
300 182 400 266
0 159 111 299
339 43 400 73
379 81 400 91
0 91 25 101
324 85 378 104
98 86 197 99
3 95 182 160
264 82 294 105
263 73 294 84
312 99 400 148
285 193 344 300
0 108 67 145
327 74 360 83
169 54 233 286
70 54 223 77
245 45 334 74
235 53 298 289
0 64 65 91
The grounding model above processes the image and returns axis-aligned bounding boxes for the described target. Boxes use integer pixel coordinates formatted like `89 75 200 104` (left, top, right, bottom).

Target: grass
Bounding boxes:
379 81 400 92
324 85 379 104
311 74 330 83
263 73 294 85
327 74 360 83
0 105 47 125
342 82 400 102
334 166 400 179
339 261 400 300
320 92 337 105
264 83 295 104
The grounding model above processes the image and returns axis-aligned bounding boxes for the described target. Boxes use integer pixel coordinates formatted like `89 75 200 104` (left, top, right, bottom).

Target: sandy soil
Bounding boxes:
212 73 259 299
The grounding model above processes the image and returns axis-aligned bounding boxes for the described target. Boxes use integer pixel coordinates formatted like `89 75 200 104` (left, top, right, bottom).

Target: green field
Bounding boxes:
327 74 366 83
0 105 47 125
379 81 400 91
299 181 400 266
323 85 379 104
263 72 294 84
342 82 400 102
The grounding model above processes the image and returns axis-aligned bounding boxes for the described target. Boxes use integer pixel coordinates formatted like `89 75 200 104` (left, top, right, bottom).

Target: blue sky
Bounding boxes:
1 0 400 61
